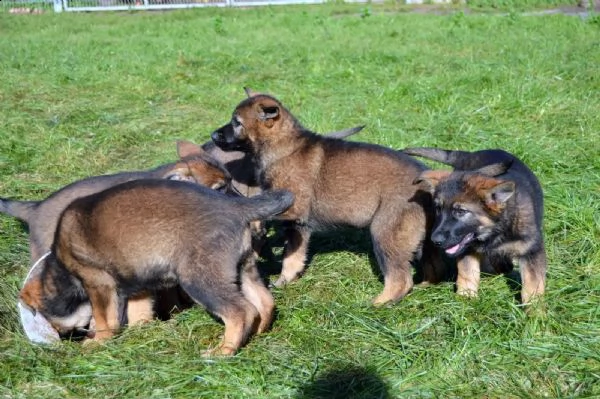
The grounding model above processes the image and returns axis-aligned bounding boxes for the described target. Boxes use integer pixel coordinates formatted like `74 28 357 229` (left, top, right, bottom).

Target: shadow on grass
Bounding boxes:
258 222 461 287
259 221 525 300
296 365 391 399
257 224 380 282
503 269 524 303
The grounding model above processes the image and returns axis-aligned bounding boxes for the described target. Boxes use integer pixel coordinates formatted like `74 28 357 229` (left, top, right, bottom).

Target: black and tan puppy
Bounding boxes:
1 141 230 264
211 90 443 305
4 141 230 328
19 180 294 355
407 147 546 304
198 126 363 260
201 125 364 197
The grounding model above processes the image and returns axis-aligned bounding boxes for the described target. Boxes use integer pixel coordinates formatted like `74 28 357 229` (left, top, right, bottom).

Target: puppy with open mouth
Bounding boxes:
408 147 546 305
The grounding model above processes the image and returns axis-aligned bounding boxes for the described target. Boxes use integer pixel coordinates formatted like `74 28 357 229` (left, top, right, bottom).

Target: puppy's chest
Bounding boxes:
484 230 536 258
260 158 316 190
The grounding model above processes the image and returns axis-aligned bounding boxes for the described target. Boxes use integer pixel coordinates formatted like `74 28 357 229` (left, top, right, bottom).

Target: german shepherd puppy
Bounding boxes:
19 180 294 355
201 125 363 259
211 90 443 305
1 141 230 264
201 125 364 197
4 141 230 328
407 147 546 304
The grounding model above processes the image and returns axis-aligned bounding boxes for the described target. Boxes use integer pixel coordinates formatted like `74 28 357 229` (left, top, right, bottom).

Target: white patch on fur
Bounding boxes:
52 302 92 331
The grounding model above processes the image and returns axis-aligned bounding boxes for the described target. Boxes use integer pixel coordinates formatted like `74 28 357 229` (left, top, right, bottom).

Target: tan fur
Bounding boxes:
27 181 292 355
11 143 232 337
456 253 482 297
19 279 44 314
125 293 155 326
411 149 546 306
413 170 452 191
212 91 446 304
519 250 547 305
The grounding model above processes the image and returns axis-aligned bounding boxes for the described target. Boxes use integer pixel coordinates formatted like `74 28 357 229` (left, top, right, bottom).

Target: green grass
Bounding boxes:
1 4 599 398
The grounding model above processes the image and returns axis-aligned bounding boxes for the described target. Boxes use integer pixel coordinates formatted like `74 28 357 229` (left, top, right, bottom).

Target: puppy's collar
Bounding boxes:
23 251 52 287
19 251 60 344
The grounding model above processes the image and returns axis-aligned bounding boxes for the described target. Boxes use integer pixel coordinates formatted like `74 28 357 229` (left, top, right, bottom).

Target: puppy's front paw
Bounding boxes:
456 288 478 298
271 277 288 288
85 329 114 343
202 345 237 357
82 338 103 348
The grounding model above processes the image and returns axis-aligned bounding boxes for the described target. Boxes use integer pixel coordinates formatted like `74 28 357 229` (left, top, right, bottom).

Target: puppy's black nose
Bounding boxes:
211 130 221 142
431 233 444 247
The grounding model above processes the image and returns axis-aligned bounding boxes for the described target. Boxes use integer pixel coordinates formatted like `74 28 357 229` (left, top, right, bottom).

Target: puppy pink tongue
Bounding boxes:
445 244 461 255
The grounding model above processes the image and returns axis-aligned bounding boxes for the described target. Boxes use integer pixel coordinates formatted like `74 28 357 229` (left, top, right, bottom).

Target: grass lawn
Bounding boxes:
0 4 599 398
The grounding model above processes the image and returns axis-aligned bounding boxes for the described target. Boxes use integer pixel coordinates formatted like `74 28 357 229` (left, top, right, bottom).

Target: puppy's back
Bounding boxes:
57 180 293 256
316 137 428 196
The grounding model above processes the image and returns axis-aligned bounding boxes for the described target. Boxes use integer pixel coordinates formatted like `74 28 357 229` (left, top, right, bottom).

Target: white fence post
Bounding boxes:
53 0 63 12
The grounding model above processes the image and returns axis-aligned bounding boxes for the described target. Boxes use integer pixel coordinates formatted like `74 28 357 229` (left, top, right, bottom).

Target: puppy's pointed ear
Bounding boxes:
244 87 260 98
176 140 205 159
257 103 280 128
476 160 512 177
413 170 451 192
480 181 515 210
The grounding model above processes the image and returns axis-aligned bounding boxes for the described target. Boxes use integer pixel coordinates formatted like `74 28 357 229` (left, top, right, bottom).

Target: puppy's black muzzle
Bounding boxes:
431 230 449 248
211 124 250 152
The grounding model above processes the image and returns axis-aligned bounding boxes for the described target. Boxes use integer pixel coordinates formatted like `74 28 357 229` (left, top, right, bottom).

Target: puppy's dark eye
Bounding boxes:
232 116 242 128
452 207 470 218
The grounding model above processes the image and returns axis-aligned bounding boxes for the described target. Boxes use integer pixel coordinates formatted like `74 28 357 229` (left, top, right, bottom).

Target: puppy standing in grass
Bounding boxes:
407 147 546 305
20 180 293 355
4 141 231 333
201 125 364 259
212 89 445 305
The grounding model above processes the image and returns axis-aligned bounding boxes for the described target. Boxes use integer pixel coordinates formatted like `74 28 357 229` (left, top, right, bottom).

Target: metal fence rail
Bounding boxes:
1 0 340 12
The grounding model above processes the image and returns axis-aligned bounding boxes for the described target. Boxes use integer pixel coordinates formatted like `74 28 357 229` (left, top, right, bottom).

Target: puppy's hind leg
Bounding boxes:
274 224 311 287
240 256 275 334
206 297 259 357
179 278 259 357
370 209 423 305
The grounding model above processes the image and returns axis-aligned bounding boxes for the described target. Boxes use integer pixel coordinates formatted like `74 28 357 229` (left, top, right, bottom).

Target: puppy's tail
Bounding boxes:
241 190 295 222
0 198 37 224
325 125 365 139
403 147 466 166
403 147 514 173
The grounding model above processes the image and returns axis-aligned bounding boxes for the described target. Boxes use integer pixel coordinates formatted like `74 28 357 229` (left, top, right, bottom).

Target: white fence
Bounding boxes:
1 0 346 13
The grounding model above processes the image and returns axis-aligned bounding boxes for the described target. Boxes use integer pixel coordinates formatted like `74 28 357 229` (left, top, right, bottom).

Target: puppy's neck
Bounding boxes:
255 124 312 170
41 255 88 314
